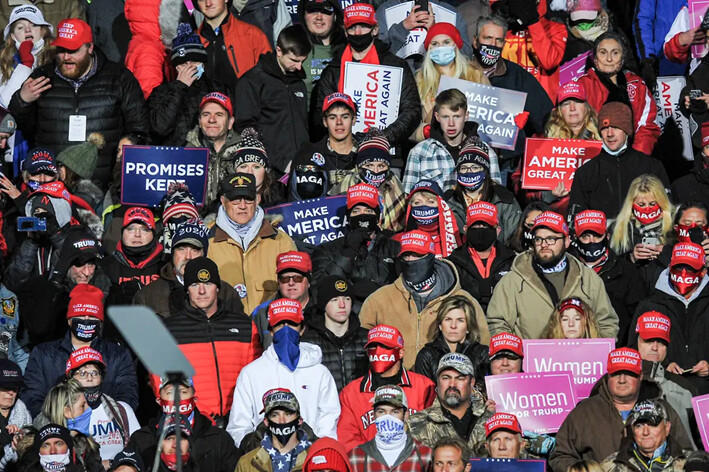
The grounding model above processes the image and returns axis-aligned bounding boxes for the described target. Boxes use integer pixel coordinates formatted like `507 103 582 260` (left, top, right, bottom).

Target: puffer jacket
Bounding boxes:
359 259 490 368
413 335 489 387
671 155 709 209
207 217 296 315
337 368 436 452
8 48 148 187
633 0 687 75
162 300 261 420
486 252 620 340
549 376 694 472
301 312 368 391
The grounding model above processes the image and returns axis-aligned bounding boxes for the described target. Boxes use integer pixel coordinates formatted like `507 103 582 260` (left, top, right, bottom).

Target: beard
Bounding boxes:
441 388 465 408
534 248 566 269
59 52 92 80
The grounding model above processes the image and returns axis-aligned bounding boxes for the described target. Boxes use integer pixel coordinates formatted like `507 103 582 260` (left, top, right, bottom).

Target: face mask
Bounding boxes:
193 63 204 80
374 414 405 444
70 318 101 342
411 205 439 227
575 237 607 263
160 397 196 417
295 169 325 199
348 213 379 232
367 345 400 373
670 267 702 295
602 138 628 156
26 180 41 192
675 223 707 243
272 325 301 372
268 417 299 445
39 452 70 472
576 20 595 31
430 46 456 66
161 452 190 471
466 226 497 252
632 203 662 225
66 406 92 436
474 44 502 68
14 38 44 54
84 385 102 409
457 170 486 191
400 253 436 291
347 32 374 52
360 168 387 188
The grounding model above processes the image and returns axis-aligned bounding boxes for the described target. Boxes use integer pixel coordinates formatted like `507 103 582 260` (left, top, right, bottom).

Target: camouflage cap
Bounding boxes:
373 385 408 409
260 388 300 415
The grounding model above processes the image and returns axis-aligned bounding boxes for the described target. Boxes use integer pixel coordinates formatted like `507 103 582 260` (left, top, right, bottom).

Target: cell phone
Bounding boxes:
641 236 660 246
689 225 706 245
702 9 709 33
17 216 46 232
690 89 703 100
414 0 429 14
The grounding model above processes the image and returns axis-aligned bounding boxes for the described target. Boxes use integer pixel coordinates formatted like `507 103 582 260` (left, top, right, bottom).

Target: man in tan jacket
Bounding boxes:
359 230 490 368
487 211 619 340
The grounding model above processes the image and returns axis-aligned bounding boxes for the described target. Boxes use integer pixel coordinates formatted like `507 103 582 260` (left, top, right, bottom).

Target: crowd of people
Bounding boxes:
0 0 705 470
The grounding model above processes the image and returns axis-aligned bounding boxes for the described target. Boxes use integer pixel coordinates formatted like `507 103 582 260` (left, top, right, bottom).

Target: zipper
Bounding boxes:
340 347 346 386
207 318 225 415
228 45 239 75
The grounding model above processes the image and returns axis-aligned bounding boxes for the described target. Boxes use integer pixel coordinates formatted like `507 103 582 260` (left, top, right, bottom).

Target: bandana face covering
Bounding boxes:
632 203 662 225
272 325 301 372
400 253 436 291
474 44 502 67
374 414 405 444
411 205 439 227
368 345 400 373
348 213 379 231
457 170 485 190
160 397 195 417
360 168 386 188
161 452 190 471
39 452 70 472
268 417 299 445
670 268 701 295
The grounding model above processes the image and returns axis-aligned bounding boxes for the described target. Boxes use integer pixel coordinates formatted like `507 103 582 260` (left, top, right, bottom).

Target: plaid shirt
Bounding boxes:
348 436 432 472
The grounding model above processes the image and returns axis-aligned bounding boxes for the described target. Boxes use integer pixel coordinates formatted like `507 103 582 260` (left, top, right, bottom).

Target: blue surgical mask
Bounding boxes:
457 170 486 190
430 46 456 66
194 63 205 80
272 325 301 372
67 406 93 436
411 205 439 226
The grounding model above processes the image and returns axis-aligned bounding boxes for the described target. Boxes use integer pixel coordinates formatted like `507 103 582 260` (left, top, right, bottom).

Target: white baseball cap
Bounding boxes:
4 5 53 40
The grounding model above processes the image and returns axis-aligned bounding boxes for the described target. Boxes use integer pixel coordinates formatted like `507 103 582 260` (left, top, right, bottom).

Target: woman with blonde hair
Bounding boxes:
541 297 601 339
610 174 673 265
413 22 489 141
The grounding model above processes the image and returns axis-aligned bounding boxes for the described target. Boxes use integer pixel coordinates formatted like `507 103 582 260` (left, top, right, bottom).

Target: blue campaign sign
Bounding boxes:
265 195 348 246
470 458 546 471
121 146 209 207
438 76 527 150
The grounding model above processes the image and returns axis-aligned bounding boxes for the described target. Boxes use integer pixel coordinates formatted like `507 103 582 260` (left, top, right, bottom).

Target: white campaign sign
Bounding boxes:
654 76 693 160
343 62 403 134
384 1 457 58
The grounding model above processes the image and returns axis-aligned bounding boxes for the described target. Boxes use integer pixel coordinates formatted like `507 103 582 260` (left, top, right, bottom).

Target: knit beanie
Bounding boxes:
234 128 270 169
356 131 390 166
171 23 208 67
67 284 105 321
0 109 15 136
456 136 490 170
598 101 634 137
316 276 353 311
56 132 105 179
161 182 199 223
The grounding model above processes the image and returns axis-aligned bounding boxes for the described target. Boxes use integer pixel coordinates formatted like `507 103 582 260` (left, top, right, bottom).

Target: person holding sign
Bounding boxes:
540 297 601 339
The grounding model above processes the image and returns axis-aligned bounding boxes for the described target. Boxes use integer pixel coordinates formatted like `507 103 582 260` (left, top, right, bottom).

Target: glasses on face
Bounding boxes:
459 164 484 173
74 370 101 379
533 236 564 246
279 274 305 284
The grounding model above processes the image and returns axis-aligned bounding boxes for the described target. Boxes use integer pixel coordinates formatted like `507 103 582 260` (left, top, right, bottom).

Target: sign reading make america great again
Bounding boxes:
343 63 403 134
265 195 347 246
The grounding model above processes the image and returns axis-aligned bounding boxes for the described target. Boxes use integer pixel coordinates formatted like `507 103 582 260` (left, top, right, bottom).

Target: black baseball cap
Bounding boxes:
219 172 257 201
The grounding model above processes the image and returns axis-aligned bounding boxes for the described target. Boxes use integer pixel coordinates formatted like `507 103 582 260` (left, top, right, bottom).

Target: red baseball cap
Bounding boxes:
423 22 463 50
635 311 671 343
485 413 522 437
65 346 105 376
670 242 704 270
365 325 404 349
343 3 377 29
532 211 569 236
489 332 524 359
67 284 104 321
268 298 304 327
200 92 233 116
702 121 709 147
53 18 93 50
347 183 379 210
276 251 312 274
607 347 642 375
122 206 155 231
398 230 435 256
574 210 607 236
466 202 498 227
559 297 585 316
557 81 586 104
323 92 356 114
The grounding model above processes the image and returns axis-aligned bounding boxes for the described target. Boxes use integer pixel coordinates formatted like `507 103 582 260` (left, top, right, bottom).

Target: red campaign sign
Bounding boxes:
521 138 603 191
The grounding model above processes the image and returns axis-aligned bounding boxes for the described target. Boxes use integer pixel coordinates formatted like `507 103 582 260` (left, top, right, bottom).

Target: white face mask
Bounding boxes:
602 136 628 156
13 37 44 55
374 414 405 445
39 452 70 472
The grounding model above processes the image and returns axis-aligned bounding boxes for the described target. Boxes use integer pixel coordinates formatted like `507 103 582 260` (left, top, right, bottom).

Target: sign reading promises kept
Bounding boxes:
121 146 209 207
521 138 602 191
343 63 403 134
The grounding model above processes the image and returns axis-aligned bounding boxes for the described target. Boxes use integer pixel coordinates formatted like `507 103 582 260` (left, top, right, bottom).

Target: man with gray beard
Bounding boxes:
407 353 492 456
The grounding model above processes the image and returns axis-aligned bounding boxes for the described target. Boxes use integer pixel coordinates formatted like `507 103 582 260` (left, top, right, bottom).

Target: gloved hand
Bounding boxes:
523 430 556 456
18 40 34 67
514 111 529 129
639 55 659 93
345 227 372 251
423 124 431 139
508 0 539 27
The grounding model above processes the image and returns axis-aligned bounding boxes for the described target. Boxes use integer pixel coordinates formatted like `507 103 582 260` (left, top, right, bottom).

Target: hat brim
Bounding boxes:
489 350 523 361
373 398 406 409
436 365 474 377
670 257 704 271
51 37 87 51
173 238 205 250
570 10 599 22
223 189 256 200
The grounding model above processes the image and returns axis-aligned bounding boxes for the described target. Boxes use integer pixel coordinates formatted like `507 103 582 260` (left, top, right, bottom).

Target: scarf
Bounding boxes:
537 256 568 274
115 240 164 269
594 67 630 105
405 198 460 258
216 205 264 251
633 217 663 244
338 45 380 93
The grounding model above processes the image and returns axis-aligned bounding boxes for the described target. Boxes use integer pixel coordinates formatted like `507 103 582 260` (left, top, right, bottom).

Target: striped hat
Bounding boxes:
234 128 269 169
356 132 390 166
457 137 490 170
171 23 208 66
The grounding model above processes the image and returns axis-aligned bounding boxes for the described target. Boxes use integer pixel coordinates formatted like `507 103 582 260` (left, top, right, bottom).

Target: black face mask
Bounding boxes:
71 318 101 342
122 239 156 263
84 385 102 409
474 44 503 68
400 253 436 292
347 32 374 52
359 168 387 188
575 237 608 263
466 226 497 252
268 417 299 445
522 230 534 249
295 169 325 199
348 213 379 232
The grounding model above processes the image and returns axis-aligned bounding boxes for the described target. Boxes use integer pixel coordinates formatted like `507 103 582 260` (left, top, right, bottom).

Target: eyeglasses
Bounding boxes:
279 274 305 284
459 164 484 173
533 236 564 246
74 370 101 379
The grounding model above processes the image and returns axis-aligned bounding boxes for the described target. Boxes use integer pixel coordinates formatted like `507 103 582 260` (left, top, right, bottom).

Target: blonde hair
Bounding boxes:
415 48 489 107
434 294 480 343
41 379 85 427
0 24 54 84
544 102 601 140
610 174 673 254
566 461 604 472
541 297 601 339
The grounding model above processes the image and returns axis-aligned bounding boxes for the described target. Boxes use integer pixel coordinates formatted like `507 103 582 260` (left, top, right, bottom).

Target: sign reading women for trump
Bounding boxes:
559 51 591 86
121 146 209 207
485 372 576 434
265 195 348 245
437 76 526 150
343 63 403 134
690 0 709 58
523 339 615 401
521 138 603 190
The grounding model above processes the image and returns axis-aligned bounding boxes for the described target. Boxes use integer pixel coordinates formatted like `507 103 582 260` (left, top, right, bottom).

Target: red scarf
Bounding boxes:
405 198 460 258
338 45 380 93
468 245 497 278
116 241 164 269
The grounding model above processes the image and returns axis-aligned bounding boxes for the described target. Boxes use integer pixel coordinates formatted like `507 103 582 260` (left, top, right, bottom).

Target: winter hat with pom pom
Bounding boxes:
233 128 269 169
161 182 199 223
56 132 105 180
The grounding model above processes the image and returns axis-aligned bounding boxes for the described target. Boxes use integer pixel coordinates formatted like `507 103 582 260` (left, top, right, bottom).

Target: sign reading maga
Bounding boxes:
343 63 403 134
521 138 602 191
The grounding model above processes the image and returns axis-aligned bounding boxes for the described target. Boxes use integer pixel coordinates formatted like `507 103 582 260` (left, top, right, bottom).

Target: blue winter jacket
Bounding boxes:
633 0 688 75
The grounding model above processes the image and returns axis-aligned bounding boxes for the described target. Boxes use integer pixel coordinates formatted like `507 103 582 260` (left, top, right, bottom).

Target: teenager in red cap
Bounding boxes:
551 347 693 471
360 230 490 368
672 122 709 207
337 324 435 451
632 241 709 394
488 210 619 340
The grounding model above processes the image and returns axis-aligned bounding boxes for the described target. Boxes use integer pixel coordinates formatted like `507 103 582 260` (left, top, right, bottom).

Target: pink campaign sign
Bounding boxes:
559 51 591 86
690 0 709 58
523 339 615 401
485 372 576 434
692 394 709 450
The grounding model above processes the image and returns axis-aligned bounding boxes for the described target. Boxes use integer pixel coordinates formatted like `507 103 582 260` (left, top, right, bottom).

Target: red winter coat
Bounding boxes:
501 1 567 101
337 369 435 452
576 68 661 156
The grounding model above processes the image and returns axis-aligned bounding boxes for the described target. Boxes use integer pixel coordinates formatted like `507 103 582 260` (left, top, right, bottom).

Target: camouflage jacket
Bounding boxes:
600 440 690 472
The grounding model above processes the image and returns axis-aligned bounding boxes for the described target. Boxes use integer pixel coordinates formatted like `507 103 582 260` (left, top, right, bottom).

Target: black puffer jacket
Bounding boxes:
8 47 148 187
301 312 368 391
413 335 489 388
671 156 709 209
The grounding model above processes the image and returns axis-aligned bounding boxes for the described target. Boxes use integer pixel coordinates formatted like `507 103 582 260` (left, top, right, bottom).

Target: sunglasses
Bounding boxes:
279 274 306 283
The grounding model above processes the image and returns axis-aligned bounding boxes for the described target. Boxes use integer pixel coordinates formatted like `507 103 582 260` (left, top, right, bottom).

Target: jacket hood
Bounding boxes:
589 374 662 404
394 258 461 300
260 51 306 81
264 342 324 368
655 267 709 306
303 437 352 472
288 166 329 201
